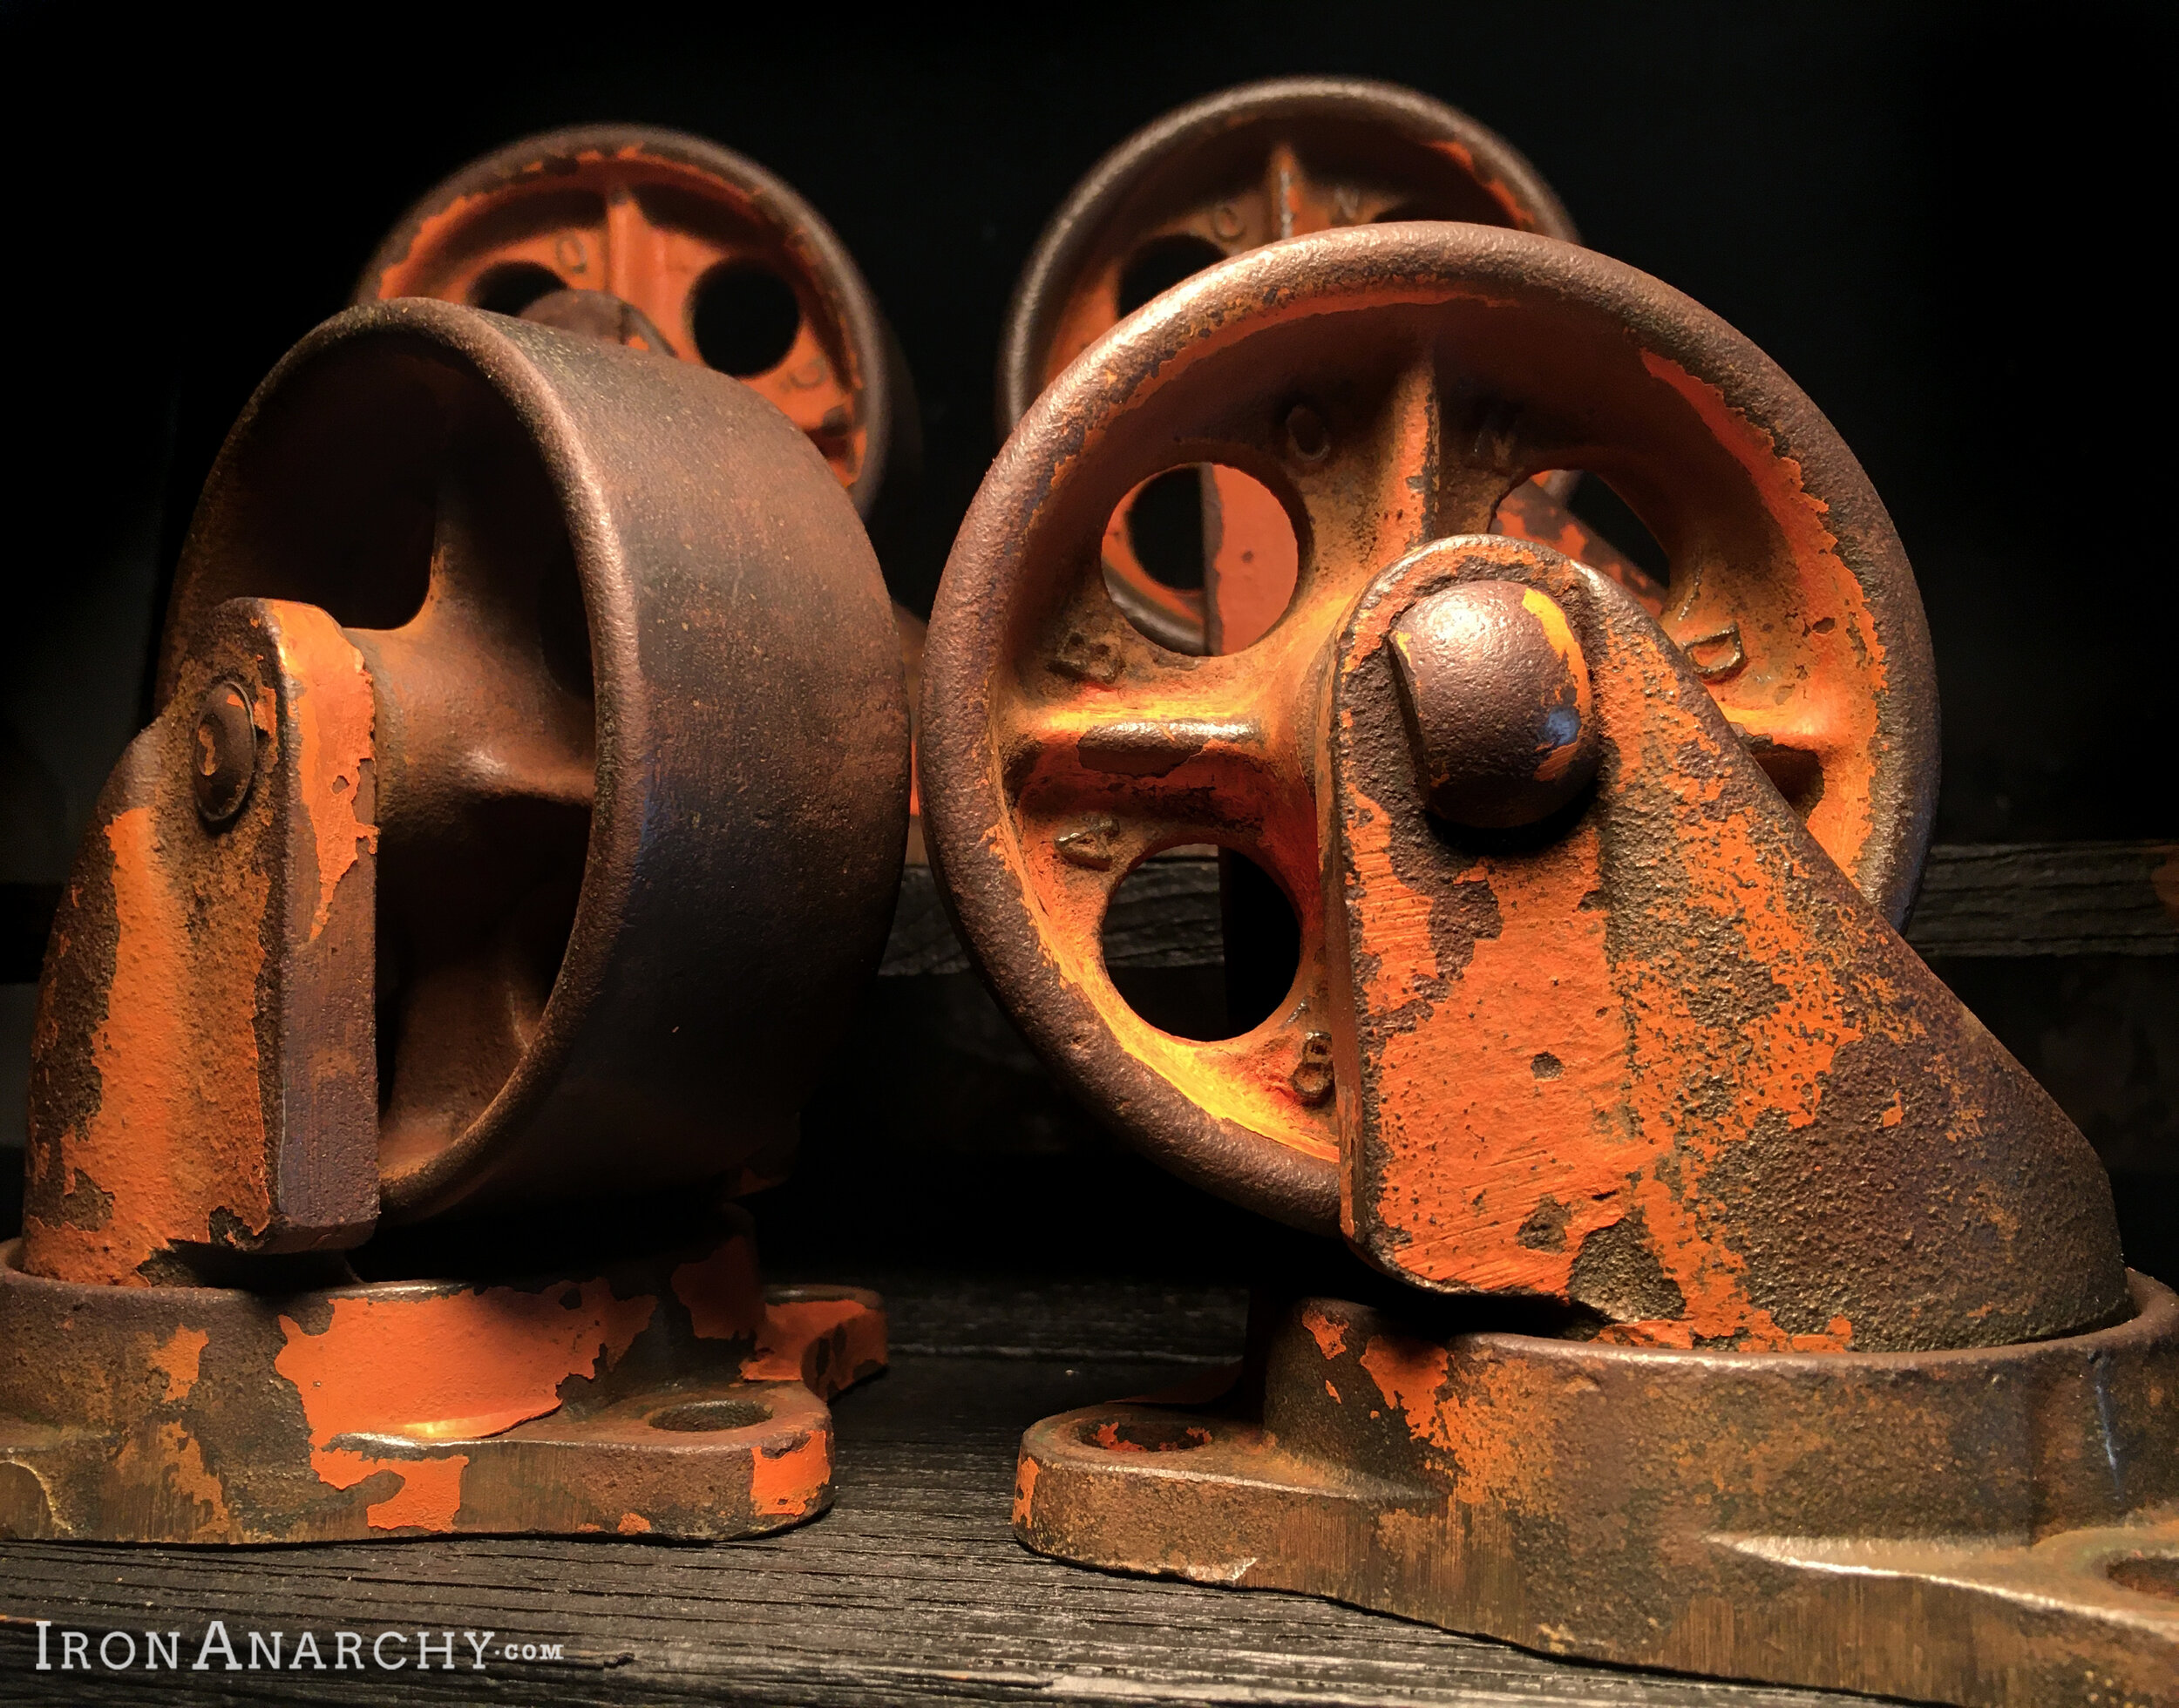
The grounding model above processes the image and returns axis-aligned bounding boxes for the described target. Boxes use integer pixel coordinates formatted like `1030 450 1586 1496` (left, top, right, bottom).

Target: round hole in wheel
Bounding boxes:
1491 471 1830 820
467 260 565 318
1117 234 1228 318
1079 1416 1213 1452
1491 470 1670 611
690 261 803 376
1103 850 1300 1042
1103 464 1300 654
648 1397 774 1434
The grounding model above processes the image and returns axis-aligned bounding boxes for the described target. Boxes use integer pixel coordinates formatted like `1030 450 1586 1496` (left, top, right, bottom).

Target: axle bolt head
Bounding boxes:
191 681 258 825
1388 580 1599 829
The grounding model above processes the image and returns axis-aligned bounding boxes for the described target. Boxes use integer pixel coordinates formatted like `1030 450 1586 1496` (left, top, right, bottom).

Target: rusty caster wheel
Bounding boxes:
358 123 916 541
923 222 1938 1231
998 78 1660 655
150 298 909 1230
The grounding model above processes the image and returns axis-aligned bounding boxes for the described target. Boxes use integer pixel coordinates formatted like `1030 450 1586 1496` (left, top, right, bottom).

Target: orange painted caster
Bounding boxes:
0 297 905 1542
999 78 1654 656
359 123 915 537
924 224 2172 1705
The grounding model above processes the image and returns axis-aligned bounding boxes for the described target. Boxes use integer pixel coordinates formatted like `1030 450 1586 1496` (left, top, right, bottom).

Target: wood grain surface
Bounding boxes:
881 843 2179 978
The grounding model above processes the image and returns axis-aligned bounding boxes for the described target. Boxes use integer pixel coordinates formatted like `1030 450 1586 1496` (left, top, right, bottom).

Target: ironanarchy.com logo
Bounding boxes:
31 1620 564 1672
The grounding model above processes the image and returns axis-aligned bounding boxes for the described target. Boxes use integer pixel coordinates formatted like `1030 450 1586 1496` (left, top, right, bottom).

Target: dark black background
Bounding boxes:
2 3 2175 1275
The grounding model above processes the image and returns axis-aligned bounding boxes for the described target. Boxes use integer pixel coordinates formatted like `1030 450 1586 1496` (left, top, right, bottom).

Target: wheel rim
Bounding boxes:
926 224 1938 1230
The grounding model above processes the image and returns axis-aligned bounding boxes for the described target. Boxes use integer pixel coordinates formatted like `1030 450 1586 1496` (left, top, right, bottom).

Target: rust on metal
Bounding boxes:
26 600 378 1285
923 220 2169 1703
1016 1279 2179 1705
156 299 908 1223
1326 538 2120 1351
1384 579 1599 829
997 78 1659 654
357 124 914 529
7 296 907 1544
0 1214 882 1542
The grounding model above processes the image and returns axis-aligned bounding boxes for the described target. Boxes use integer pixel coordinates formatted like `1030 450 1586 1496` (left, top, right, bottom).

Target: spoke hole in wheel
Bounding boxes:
1127 468 1205 591
690 261 803 376
648 1397 773 1434
1494 471 1670 607
1103 848 1299 1041
1748 741 1824 820
1105 465 1300 654
1117 234 1227 317
1563 472 1670 584
469 261 565 318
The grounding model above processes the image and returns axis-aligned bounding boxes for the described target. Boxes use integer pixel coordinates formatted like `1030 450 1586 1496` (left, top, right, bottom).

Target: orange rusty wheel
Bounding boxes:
923 224 1938 1231
997 78 1644 654
357 124 913 532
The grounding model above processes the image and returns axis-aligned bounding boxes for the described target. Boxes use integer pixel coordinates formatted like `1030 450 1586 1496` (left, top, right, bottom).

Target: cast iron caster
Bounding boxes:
6 299 906 1542
922 224 2175 1704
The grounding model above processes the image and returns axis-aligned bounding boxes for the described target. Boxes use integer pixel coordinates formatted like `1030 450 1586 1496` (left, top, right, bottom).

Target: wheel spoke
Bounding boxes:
351 465 597 1178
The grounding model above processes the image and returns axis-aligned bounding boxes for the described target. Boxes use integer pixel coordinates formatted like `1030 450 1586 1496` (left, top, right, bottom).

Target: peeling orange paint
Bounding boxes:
27 798 270 1283
744 1298 882 1390
288 621 377 942
276 1281 655 1442
150 1326 208 1404
1012 1454 1039 1528
749 1430 829 1518
275 1279 654 1526
316 1447 469 1532
1636 348 1884 898
670 1239 764 1341
1357 1333 1451 1452
1300 1305 1347 1360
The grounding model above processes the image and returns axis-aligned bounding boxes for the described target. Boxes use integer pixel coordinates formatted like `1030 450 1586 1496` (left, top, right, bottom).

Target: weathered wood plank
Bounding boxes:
881 844 2179 977
1906 841 2179 956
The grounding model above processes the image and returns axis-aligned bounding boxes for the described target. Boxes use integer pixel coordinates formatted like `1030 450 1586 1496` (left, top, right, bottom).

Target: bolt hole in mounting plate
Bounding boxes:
648 1397 774 1434
924 221 1938 1237
1077 1416 1213 1453
356 123 913 530
153 299 908 1224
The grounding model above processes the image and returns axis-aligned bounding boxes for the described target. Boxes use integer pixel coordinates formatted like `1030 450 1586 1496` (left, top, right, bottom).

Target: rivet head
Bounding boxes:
1387 580 1599 829
191 681 257 825
1291 1031 1334 1105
